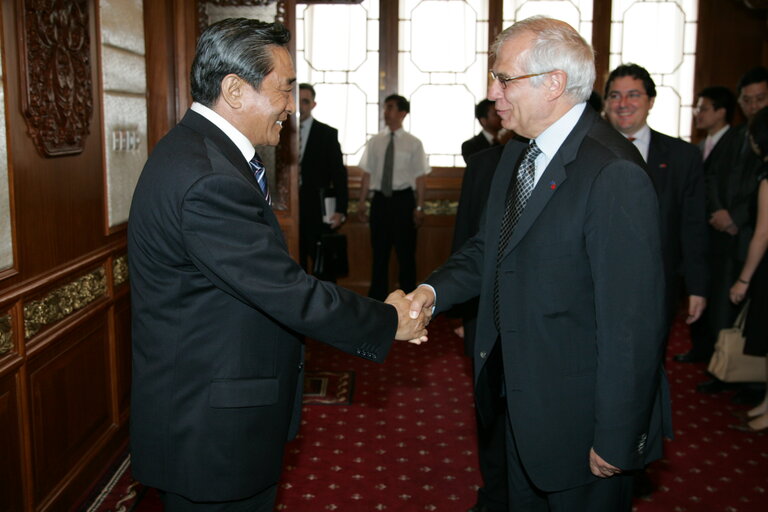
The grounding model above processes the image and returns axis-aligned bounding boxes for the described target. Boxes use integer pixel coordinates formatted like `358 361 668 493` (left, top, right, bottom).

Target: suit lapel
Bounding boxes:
181 110 263 194
180 110 284 242
500 108 595 258
646 130 668 193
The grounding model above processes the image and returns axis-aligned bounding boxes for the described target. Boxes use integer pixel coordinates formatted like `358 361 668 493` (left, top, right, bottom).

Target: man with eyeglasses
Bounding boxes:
406 17 668 510
694 66 768 397
603 64 708 334
672 86 737 364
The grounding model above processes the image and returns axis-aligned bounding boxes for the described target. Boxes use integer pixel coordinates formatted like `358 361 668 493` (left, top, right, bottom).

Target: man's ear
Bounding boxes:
220 74 244 109
546 70 568 100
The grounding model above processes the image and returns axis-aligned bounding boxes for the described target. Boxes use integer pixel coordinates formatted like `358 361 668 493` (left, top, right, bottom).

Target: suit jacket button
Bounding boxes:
480 351 487 359
298 362 304 370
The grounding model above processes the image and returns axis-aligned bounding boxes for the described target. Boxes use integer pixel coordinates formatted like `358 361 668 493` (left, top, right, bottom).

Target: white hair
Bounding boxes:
492 16 595 102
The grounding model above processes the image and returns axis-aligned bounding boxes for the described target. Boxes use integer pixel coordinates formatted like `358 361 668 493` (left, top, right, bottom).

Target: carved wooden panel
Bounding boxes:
19 0 93 156
28 314 112 505
0 373 24 512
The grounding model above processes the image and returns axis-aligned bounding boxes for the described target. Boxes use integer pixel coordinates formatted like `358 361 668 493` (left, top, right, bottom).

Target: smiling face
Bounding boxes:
487 32 552 139
241 46 296 146
604 76 654 136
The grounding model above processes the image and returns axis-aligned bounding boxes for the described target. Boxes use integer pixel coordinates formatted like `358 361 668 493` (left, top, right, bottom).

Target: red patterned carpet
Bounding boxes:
82 313 768 511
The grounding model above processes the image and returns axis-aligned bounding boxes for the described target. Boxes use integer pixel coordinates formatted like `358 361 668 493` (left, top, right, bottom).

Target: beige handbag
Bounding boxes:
708 302 767 383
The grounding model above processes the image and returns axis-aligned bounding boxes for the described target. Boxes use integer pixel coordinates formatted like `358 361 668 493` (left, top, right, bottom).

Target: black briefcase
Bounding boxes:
312 232 349 281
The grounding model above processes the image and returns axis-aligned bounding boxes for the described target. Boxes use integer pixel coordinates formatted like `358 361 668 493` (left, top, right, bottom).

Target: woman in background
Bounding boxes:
729 106 768 433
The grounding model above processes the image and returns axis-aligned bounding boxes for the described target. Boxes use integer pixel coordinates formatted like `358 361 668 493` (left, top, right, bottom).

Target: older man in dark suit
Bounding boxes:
298 83 348 274
128 18 428 512
461 99 503 164
408 17 668 510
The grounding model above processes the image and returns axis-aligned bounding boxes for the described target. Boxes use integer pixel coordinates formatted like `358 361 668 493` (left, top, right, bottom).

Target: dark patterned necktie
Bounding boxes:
493 140 541 329
381 132 395 197
248 154 271 205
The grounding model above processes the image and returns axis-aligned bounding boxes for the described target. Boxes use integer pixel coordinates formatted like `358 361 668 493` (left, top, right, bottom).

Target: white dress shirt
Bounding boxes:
358 128 431 191
190 102 255 164
532 102 587 183
625 124 652 163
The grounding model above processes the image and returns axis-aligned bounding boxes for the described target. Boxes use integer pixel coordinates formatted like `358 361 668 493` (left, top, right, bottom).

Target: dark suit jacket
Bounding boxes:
646 130 708 321
461 132 496 164
426 107 668 492
704 124 762 260
451 145 504 356
128 110 395 502
299 119 347 245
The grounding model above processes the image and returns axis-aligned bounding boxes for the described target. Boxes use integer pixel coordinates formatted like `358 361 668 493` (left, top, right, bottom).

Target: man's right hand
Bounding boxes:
709 209 735 233
405 285 436 320
385 290 429 344
356 204 368 223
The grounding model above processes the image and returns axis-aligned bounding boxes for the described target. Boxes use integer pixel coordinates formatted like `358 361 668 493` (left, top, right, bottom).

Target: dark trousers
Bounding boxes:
475 396 509 511
160 484 278 512
689 230 740 358
368 189 417 300
504 422 633 511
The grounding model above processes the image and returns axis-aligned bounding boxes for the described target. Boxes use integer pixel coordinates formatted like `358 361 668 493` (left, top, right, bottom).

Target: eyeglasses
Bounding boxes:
490 70 552 89
606 91 647 103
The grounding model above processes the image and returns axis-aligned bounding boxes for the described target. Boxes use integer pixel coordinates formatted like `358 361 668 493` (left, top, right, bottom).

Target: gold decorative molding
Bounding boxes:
20 0 93 156
348 199 458 216
0 314 11 356
113 255 129 286
23 267 107 339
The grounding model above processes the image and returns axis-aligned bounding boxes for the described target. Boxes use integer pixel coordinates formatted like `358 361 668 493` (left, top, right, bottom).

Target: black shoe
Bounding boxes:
467 506 489 512
696 379 730 394
731 388 765 405
673 351 709 363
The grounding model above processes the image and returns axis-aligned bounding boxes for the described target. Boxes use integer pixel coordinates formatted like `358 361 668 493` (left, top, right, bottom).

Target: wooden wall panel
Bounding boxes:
693 0 768 138
112 294 131 418
0 372 24 512
27 314 112 506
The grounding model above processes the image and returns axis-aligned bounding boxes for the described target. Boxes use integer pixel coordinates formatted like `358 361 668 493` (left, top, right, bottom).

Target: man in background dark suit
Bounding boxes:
128 19 428 512
298 83 348 274
461 99 503 164
603 64 708 331
676 86 737 362
695 66 768 395
408 17 668 510
452 145 508 512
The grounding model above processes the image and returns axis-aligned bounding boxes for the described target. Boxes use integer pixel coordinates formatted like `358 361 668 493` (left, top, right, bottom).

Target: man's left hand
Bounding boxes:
413 208 425 228
589 448 622 478
686 295 706 324
329 212 345 230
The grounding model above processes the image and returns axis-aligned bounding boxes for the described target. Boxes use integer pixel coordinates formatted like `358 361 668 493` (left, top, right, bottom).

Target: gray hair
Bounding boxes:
191 18 291 107
492 16 595 103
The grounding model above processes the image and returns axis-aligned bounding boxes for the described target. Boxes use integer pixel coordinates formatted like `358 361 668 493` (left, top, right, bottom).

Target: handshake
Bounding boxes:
384 286 437 345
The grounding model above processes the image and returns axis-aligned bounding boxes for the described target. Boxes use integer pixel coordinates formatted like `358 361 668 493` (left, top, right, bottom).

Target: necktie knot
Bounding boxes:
248 154 271 205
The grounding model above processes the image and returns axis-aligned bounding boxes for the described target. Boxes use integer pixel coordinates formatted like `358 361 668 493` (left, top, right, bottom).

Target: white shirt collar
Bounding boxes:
532 102 586 184
481 129 496 144
626 124 652 162
708 124 730 146
190 102 255 162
